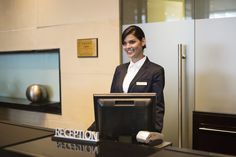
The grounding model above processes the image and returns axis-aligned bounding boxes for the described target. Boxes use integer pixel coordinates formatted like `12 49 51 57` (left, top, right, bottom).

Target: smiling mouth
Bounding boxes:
127 48 135 53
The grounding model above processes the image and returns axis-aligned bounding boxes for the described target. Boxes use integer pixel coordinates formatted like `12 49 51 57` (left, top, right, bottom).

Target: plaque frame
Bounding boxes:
77 38 98 58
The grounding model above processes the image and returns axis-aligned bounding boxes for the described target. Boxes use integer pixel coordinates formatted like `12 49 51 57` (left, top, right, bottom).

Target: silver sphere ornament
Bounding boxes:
26 84 48 103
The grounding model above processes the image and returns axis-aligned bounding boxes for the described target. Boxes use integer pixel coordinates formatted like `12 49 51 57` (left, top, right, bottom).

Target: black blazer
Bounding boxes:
110 57 165 132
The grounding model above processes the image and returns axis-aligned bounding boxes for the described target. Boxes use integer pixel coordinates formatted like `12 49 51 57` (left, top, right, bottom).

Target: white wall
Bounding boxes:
0 0 120 130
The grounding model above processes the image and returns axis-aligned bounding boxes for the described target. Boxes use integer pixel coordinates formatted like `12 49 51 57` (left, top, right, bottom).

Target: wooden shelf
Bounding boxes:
0 96 61 114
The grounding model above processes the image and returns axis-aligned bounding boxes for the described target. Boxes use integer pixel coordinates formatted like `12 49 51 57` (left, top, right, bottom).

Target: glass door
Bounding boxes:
195 1 236 116
121 0 195 148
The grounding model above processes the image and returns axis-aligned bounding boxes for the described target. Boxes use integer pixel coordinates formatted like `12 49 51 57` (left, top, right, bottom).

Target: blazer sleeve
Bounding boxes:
152 66 165 133
110 65 127 93
110 66 120 93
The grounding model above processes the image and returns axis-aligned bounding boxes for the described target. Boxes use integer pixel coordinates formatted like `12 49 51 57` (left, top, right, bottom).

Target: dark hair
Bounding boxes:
122 25 146 49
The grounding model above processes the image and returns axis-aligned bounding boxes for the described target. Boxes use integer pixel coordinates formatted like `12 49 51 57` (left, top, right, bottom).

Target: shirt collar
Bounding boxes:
129 56 146 69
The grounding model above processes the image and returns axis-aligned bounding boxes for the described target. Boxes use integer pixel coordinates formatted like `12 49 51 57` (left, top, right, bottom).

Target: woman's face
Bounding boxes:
122 34 145 62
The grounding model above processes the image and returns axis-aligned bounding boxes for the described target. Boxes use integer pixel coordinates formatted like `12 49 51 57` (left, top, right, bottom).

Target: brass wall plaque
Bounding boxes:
77 38 98 57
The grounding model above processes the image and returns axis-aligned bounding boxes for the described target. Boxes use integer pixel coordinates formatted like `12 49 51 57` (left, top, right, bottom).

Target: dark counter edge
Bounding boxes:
0 96 61 115
0 120 54 149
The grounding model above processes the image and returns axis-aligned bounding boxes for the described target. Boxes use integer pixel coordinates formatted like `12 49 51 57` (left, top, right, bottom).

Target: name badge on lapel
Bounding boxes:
136 82 147 86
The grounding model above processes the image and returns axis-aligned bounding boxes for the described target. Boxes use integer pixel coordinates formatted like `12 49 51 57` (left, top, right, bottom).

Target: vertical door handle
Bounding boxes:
178 44 186 148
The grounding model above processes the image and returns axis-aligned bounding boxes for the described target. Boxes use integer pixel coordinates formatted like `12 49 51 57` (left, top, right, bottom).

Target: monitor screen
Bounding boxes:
93 93 157 141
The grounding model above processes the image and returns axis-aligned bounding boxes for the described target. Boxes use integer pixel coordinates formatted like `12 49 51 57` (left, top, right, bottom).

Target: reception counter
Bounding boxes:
0 121 53 149
0 121 234 157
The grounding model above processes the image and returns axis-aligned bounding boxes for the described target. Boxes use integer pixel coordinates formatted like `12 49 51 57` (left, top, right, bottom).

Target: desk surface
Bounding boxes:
0 121 53 149
1 121 234 157
4 136 234 157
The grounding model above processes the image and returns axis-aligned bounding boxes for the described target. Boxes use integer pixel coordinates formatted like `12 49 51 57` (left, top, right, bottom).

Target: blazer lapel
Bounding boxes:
128 58 150 92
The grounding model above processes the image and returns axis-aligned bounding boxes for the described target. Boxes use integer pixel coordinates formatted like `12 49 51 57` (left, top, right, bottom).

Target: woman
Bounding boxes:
110 25 165 132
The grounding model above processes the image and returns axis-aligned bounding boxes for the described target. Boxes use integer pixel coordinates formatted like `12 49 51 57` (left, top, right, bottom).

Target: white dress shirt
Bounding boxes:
122 56 146 93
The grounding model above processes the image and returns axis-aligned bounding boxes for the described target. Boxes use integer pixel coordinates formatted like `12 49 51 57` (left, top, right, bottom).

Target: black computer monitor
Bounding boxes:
93 93 157 141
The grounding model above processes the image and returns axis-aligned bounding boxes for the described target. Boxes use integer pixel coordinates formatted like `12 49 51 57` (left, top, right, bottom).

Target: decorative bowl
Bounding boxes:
26 84 48 103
